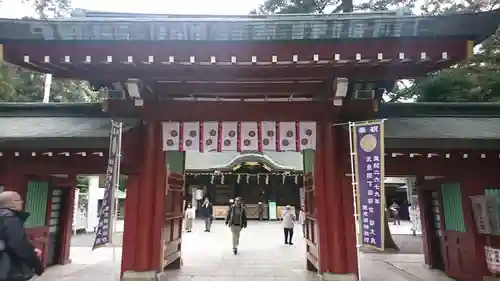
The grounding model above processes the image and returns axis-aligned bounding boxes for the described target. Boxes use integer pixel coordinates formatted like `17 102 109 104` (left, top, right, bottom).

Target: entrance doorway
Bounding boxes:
163 151 316 275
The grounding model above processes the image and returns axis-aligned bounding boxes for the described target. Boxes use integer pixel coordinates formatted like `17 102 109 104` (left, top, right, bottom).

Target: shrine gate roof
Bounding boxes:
381 103 500 149
1 9 499 90
0 102 500 149
2 9 498 43
0 103 136 149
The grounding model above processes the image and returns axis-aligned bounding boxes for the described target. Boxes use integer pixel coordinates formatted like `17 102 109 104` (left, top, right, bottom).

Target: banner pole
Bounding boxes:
110 121 123 281
348 122 362 281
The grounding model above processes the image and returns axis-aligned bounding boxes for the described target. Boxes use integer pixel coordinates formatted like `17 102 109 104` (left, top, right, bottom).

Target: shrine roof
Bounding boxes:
0 9 499 43
0 103 136 149
185 152 303 172
380 103 500 149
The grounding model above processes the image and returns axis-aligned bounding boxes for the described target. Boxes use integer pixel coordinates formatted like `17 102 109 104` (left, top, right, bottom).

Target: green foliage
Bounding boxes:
0 63 99 102
0 0 99 103
255 0 500 103
76 176 89 193
391 0 500 102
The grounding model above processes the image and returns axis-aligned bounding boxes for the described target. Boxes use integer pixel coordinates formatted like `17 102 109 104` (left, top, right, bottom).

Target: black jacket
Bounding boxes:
0 209 44 281
199 202 213 218
225 205 247 227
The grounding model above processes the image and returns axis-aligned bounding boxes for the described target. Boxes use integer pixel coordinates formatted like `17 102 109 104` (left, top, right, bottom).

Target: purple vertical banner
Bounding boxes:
93 121 123 250
353 120 385 250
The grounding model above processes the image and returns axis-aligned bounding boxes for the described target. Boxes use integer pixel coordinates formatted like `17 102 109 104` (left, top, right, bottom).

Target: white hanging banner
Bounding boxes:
221 122 238 151
202 121 219 152
162 120 316 152
260 121 276 151
298 122 316 150
240 122 259 151
162 122 180 151
278 122 297 151
182 122 200 152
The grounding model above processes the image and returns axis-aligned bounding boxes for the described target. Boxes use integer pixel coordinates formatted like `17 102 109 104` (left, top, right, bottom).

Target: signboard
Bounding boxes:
352 120 385 250
92 121 123 250
268 201 277 220
20 15 429 41
471 195 492 234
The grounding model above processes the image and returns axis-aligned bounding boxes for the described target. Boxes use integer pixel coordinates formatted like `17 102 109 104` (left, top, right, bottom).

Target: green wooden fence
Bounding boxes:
24 181 49 228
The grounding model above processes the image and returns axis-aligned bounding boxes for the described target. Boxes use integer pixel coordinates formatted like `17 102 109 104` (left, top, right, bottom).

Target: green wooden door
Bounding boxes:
441 183 466 232
24 181 49 228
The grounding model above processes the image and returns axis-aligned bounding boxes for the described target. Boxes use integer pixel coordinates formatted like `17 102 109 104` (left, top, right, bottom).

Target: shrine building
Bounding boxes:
185 152 304 220
0 8 499 281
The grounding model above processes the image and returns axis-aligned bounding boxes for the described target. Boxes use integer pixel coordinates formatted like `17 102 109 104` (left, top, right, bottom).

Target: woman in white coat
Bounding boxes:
184 203 195 232
298 206 306 238
282 205 296 245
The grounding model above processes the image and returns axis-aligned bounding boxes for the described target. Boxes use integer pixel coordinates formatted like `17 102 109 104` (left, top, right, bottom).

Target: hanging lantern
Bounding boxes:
237 174 241 184
265 174 269 185
246 173 250 184
294 175 298 184
210 174 215 184
282 174 286 184
221 173 225 184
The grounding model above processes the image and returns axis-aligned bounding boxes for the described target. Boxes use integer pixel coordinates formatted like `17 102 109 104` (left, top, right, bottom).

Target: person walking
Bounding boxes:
257 202 264 221
225 197 247 254
0 191 44 281
298 206 306 238
199 198 213 232
282 205 296 245
184 203 195 232
390 200 401 226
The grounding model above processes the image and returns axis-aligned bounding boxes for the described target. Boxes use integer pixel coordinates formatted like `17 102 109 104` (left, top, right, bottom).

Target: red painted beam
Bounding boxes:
151 81 326 96
0 156 108 175
108 100 338 121
6 37 467 67
41 62 456 81
386 155 500 177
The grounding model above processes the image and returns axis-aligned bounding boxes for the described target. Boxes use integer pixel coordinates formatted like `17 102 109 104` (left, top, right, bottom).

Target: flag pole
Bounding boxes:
348 122 362 281
110 121 123 281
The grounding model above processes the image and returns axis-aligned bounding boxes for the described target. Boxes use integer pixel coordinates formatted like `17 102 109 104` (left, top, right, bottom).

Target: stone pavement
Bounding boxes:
37 221 452 281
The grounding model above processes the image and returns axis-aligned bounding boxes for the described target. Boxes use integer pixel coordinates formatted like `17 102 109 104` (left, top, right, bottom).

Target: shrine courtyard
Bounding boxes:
38 221 452 281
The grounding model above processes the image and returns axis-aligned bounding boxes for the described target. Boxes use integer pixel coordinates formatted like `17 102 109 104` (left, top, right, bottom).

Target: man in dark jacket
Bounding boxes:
225 197 247 255
0 191 44 281
199 198 213 232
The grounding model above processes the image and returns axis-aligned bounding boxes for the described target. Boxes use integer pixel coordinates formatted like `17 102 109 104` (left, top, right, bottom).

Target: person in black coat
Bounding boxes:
225 197 247 255
199 198 213 232
0 191 44 281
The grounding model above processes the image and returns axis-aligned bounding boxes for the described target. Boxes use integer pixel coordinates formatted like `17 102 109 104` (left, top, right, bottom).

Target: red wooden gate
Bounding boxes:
162 172 184 269
304 173 319 271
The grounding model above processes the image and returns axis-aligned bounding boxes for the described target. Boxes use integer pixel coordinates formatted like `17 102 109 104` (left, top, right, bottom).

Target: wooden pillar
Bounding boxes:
340 168 359 276
416 177 436 267
338 127 359 276
315 122 357 280
121 122 167 280
58 175 76 265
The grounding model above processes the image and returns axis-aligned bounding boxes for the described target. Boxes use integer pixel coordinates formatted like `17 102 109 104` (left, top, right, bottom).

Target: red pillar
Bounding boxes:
58 175 76 265
121 122 167 280
315 122 357 280
338 127 359 276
